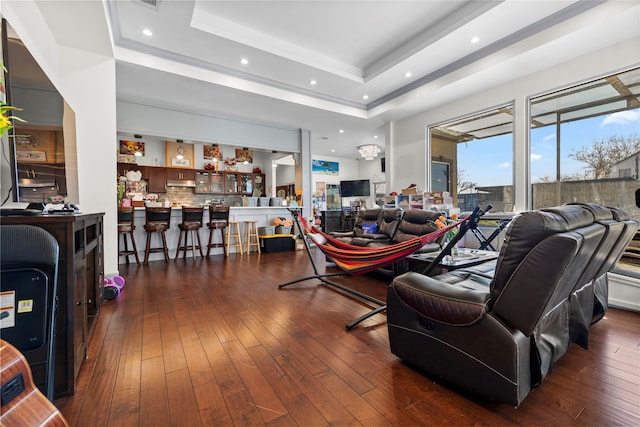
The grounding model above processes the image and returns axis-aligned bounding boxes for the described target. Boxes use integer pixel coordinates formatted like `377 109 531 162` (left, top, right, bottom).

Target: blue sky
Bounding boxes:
457 108 640 187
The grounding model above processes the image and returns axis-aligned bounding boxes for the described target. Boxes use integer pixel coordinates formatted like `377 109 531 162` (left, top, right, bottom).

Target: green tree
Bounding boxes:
569 134 640 179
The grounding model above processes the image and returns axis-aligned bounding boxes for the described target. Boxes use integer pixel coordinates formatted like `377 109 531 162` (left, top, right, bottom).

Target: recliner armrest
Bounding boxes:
360 233 390 240
330 231 355 238
391 271 490 326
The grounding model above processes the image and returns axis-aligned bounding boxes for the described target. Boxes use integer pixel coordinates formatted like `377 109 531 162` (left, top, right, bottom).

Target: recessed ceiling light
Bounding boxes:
471 36 480 44
240 58 248 65
339 129 344 134
373 135 378 139
363 94 369 100
331 149 335 152
309 79 317 85
142 28 153 37
405 72 412 78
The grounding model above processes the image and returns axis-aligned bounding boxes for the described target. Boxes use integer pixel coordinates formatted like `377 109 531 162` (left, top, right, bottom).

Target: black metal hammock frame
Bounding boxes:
279 205 492 329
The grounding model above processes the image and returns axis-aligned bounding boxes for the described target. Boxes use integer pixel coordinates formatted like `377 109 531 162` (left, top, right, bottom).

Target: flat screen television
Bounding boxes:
339 179 371 197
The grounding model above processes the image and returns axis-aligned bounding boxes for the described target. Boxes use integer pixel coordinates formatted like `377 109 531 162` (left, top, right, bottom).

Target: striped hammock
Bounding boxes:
298 215 467 275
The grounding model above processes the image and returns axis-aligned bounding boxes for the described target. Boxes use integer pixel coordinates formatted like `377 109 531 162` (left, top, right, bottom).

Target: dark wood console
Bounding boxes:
1 213 104 398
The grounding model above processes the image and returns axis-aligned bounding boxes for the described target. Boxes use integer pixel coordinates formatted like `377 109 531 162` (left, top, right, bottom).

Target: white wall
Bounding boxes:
4 0 118 275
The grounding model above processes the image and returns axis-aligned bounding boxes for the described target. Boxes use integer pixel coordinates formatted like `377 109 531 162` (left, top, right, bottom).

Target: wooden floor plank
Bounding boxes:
139 356 170 427
107 350 141 426
165 368 202 427
55 252 640 426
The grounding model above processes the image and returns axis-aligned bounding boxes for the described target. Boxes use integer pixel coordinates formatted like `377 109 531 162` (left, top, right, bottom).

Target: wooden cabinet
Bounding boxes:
143 166 167 193
166 168 195 181
253 173 266 196
0 213 104 398
17 162 67 195
224 172 256 194
195 170 224 193
117 163 167 193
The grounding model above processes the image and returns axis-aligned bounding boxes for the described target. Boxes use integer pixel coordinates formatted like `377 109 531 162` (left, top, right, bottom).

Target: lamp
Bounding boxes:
176 139 184 160
357 144 382 160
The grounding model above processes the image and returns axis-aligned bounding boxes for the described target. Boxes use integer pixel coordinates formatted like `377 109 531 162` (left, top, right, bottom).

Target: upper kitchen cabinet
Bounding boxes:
143 166 167 193
166 168 195 181
15 127 67 200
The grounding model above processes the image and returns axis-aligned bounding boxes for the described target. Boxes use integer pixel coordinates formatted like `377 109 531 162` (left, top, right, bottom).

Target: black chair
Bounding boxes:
206 205 230 257
143 207 172 265
0 224 59 401
175 207 205 260
118 207 140 264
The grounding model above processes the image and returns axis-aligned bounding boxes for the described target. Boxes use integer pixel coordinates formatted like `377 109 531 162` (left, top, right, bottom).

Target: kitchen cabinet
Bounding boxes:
253 173 266 196
17 162 67 195
195 170 224 193
1 213 104 398
117 162 142 178
118 164 167 193
224 172 254 194
143 166 167 193
166 167 195 181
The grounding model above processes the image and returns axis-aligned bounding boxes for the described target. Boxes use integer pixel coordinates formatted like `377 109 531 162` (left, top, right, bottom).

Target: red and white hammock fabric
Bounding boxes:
298 215 468 275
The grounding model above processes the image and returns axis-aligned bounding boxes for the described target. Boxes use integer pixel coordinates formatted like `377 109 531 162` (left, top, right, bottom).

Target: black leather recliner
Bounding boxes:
386 204 637 405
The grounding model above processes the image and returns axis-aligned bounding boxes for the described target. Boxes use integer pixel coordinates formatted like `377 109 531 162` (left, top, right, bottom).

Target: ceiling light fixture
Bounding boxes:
339 129 344 134
133 134 143 157
405 72 412 78
240 58 248 65
357 144 382 161
142 28 153 37
471 36 480 43
309 79 317 85
363 94 369 100
176 139 184 160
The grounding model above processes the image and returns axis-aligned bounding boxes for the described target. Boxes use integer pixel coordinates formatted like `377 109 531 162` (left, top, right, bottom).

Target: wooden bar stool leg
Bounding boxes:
129 230 140 264
161 231 170 263
251 222 261 254
221 227 227 256
123 233 130 265
207 228 213 257
175 230 184 261
195 231 204 257
144 232 152 265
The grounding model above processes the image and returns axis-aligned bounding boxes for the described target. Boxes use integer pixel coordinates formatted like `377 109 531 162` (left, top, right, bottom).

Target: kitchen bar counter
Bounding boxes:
124 206 299 263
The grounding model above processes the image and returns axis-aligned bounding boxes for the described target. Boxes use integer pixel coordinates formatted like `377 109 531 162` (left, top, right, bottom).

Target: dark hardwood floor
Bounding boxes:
55 249 640 426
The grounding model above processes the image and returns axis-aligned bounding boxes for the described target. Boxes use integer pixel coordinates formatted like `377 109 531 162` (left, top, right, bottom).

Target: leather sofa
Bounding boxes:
386 203 637 405
332 208 442 252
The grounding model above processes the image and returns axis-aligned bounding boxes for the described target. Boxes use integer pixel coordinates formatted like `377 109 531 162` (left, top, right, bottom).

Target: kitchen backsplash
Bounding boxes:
164 187 245 207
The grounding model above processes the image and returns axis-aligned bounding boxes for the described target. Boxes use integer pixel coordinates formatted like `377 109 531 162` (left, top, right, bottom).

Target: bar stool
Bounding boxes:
118 206 140 265
243 220 261 254
206 205 229 257
143 207 172 265
226 220 243 256
175 207 205 260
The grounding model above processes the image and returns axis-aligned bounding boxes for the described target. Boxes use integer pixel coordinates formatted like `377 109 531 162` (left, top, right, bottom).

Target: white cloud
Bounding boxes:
531 153 543 161
601 109 640 126
498 162 510 169
542 134 556 142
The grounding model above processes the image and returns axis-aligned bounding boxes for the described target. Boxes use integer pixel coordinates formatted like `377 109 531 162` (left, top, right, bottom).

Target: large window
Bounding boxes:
530 67 640 275
429 105 514 213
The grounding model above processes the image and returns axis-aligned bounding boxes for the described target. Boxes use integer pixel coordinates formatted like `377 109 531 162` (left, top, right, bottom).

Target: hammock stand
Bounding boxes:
279 206 491 329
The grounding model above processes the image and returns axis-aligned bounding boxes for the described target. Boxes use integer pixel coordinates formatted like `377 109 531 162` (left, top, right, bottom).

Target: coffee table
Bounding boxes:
406 248 499 275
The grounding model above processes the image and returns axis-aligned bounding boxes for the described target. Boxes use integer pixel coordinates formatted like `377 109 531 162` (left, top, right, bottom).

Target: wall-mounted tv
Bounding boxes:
339 179 371 197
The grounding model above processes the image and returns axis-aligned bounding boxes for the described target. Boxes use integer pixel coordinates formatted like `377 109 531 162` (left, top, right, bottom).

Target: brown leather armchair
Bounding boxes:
387 204 637 405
